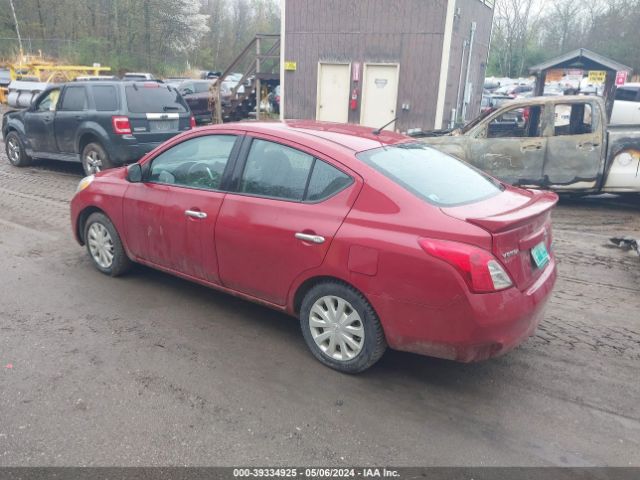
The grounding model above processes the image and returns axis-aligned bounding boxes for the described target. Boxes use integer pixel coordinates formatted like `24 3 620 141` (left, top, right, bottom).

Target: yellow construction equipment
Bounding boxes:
0 54 111 106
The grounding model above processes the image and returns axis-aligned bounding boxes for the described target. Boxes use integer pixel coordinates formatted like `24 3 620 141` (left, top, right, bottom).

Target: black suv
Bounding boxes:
2 81 194 175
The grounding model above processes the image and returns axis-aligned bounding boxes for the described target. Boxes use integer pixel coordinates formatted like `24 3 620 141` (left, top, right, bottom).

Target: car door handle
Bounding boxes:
185 209 207 219
578 142 599 151
295 232 325 244
521 143 542 152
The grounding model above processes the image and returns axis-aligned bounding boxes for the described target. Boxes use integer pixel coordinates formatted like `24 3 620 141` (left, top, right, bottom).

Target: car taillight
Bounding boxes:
418 238 513 293
111 116 131 134
190 115 196 129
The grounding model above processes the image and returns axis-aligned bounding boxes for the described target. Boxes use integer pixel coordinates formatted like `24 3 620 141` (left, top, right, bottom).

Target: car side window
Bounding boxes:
554 103 593 136
615 87 639 102
240 139 314 201
60 87 88 111
149 135 237 190
92 85 118 111
36 89 60 112
486 105 544 139
306 160 353 201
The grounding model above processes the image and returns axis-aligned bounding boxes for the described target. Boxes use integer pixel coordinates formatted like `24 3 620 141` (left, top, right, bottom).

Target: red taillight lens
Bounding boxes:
418 238 513 293
190 115 196 129
111 116 131 134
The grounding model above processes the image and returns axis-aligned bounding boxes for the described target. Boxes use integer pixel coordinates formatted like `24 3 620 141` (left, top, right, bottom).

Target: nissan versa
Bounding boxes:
70 121 558 373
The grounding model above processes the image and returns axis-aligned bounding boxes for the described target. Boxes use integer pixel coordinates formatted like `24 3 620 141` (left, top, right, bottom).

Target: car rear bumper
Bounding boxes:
371 258 557 362
107 140 162 165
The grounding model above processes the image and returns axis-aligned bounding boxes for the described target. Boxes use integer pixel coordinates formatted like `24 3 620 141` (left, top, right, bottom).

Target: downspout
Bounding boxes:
434 0 457 130
461 21 476 123
453 39 468 128
279 0 286 120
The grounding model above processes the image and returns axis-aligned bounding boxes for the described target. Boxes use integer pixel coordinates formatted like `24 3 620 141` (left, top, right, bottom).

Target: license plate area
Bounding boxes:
150 120 178 132
531 241 550 269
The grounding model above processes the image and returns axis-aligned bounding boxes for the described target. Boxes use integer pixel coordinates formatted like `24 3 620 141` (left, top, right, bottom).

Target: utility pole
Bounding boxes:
9 0 24 56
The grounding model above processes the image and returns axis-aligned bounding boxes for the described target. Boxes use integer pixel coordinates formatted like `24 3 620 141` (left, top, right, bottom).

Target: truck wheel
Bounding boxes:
300 281 387 373
84 212 131 277
82 142 113 176
5 131 32 167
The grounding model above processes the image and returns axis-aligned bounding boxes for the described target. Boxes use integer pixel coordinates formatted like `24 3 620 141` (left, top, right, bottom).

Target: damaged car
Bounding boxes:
418 96 640 194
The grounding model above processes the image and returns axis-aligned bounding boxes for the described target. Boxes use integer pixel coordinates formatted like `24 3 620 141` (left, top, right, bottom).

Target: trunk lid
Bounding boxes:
442 187 558 291
124 83 191 143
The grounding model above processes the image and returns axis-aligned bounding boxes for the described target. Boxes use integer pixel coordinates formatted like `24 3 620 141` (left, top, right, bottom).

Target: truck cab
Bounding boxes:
420 96 640 194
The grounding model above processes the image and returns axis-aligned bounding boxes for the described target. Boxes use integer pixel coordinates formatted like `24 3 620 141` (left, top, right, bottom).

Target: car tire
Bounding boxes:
82 142 113 176
300 281 387 373
5 131 32 167
84 212 131 277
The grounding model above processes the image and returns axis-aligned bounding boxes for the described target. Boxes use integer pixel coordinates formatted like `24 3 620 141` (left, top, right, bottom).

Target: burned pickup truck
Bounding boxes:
418 96 640 194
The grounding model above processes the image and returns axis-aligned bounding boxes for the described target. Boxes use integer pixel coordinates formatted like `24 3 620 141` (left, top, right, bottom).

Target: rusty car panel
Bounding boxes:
418 96 640 194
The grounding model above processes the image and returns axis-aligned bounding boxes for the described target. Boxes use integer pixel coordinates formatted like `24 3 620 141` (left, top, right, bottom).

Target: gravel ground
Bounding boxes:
0 128 638 466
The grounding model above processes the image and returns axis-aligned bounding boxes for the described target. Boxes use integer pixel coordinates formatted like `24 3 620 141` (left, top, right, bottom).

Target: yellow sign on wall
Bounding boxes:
284 61 297 71
588 70 606 84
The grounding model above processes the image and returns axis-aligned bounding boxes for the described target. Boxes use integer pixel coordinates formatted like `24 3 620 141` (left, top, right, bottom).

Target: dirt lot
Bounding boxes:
0 143 638 466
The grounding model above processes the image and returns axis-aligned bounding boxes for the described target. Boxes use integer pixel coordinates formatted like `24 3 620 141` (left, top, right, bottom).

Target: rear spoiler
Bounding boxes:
466 191 558 233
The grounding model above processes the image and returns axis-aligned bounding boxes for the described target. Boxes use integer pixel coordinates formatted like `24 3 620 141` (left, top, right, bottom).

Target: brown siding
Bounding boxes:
283 0 449 132
443 0 494 128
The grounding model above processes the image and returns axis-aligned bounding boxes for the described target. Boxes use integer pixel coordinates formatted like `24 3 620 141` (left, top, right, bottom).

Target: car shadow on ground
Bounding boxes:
24 158 86 176
121 262 500 389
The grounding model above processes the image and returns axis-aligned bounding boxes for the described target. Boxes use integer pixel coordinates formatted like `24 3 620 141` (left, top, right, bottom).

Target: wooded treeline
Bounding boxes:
0 0 279 75
489 0 640 77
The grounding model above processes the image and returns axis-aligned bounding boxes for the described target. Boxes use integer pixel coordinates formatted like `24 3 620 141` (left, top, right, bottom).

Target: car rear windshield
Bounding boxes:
124 85 188 113
194 82 212 93
357 143 504 207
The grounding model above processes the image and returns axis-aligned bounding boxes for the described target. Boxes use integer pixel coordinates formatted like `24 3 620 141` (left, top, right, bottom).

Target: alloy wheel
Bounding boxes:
84 150 103 174
7 137 21 164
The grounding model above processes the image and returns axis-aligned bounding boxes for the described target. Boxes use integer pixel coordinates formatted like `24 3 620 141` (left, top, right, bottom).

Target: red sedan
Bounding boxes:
70 121 557 373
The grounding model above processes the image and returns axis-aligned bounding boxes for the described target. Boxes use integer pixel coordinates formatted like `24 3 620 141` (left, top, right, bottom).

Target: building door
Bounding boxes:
316 63 351 123
360 64 399 130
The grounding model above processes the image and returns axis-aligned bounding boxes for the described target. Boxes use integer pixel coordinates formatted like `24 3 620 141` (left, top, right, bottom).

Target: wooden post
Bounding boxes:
256 36 261 121
603 71 617 121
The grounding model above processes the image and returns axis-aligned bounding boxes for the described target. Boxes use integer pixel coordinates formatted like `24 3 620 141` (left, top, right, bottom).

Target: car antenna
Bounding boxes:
372 117 398 135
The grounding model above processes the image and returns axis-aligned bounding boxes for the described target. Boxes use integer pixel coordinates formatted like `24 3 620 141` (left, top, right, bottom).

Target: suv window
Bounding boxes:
487 105 544 138
60 86 87 111
36 89 60 112
240 139 314 201
125 85 188 113
615 87 639 102
554 103 593 136
357 143 503 207
149 135 237 190
92 85 118 111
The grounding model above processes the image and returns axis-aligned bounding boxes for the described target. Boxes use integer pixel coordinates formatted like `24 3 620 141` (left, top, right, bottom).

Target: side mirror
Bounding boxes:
126 163 143 183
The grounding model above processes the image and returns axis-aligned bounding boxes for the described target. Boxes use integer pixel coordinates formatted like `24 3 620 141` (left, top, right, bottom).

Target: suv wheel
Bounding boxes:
84 212 131 277
82 142 113 176
300 281 387 373
5 131 31 167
